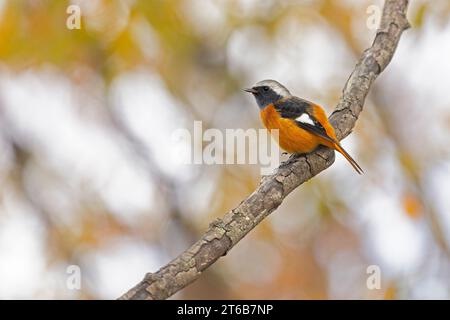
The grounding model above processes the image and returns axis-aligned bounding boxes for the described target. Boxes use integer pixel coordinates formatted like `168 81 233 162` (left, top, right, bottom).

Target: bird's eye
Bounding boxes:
263 86 269 91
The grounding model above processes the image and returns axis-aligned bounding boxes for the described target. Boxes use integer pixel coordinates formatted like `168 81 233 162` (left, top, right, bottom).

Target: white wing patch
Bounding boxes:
296 113 315 125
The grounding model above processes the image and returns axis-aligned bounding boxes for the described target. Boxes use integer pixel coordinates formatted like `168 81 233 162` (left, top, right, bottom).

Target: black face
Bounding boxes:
245 86 283 109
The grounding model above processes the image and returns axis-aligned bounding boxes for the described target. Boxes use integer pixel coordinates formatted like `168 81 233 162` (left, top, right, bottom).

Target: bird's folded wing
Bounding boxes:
274 97 335 144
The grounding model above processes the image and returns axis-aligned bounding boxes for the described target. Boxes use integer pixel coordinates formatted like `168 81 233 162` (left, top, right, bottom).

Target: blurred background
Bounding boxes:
0 0 449 299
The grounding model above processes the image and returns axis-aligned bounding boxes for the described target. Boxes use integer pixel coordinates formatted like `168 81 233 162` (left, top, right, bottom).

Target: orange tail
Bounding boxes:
332 142 364 175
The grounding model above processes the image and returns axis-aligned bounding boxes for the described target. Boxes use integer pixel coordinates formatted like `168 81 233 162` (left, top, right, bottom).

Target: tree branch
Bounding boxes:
119 0 410 300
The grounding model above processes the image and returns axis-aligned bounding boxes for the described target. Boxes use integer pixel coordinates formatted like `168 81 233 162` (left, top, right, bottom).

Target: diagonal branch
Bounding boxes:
119 0 410 300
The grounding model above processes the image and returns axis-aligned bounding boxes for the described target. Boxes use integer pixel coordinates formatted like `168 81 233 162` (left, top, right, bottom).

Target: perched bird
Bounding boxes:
245 79 363 174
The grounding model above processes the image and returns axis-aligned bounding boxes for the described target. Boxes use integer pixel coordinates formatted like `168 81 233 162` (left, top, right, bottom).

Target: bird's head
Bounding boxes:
244 79 291 109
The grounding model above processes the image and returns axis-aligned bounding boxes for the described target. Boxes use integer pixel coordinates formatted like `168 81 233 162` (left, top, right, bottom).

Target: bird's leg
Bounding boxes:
279 151 292 168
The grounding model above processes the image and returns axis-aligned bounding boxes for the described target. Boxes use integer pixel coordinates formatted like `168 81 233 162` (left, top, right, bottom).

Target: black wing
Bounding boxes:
274 97 335 144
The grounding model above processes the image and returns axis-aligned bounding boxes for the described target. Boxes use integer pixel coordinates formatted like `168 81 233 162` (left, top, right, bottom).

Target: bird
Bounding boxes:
245 79 363 174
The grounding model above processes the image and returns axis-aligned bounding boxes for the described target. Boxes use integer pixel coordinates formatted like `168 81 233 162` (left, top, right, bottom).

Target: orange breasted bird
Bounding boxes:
245 80 363 174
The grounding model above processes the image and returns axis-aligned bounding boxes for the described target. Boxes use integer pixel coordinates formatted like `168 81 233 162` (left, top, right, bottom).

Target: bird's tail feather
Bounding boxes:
332 142 364 175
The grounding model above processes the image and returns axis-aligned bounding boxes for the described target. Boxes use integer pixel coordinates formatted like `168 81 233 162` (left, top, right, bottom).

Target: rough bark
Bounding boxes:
119 0 410 300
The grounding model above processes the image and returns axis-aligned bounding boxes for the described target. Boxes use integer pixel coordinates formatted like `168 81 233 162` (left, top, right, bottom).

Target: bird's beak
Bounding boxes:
244 87 257 94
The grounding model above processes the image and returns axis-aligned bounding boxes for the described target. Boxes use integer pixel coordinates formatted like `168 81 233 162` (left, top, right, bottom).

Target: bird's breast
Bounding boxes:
260 104 280 130
260 104 319 153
